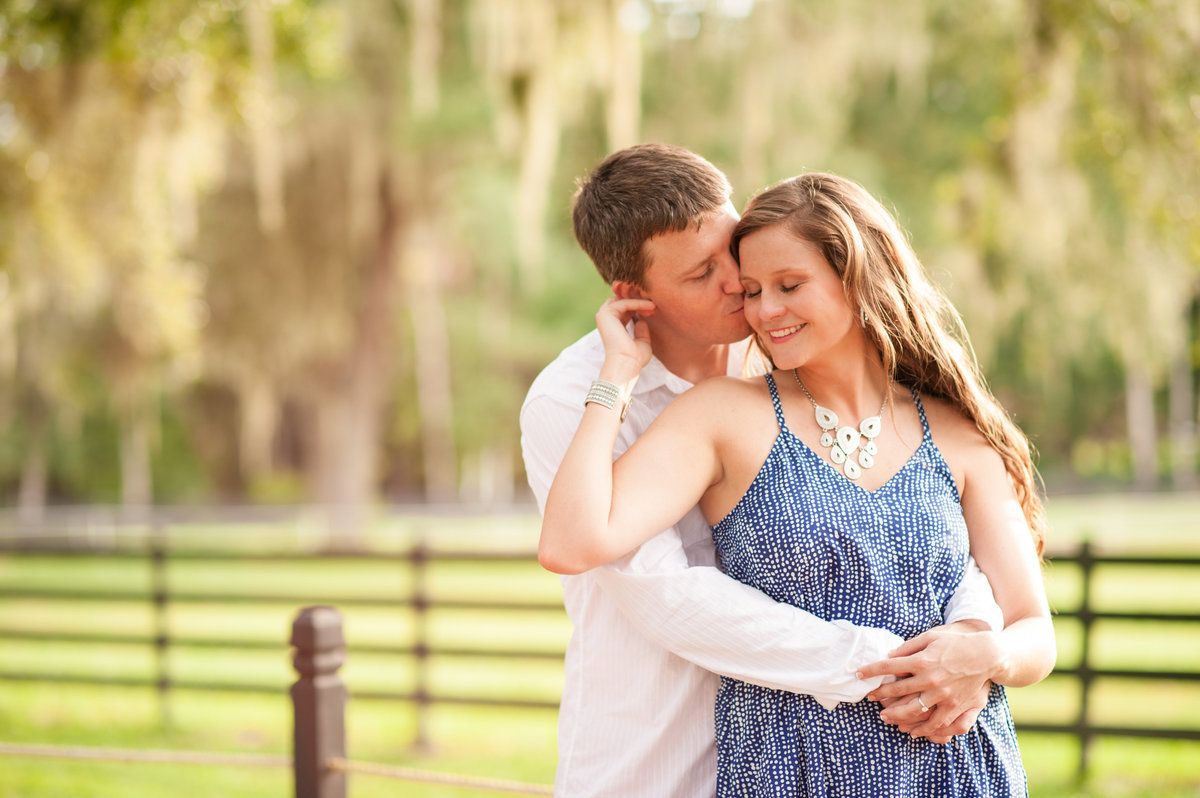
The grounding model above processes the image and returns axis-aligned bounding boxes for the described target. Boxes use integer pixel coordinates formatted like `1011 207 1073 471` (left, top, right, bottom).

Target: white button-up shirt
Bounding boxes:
520 330 1001 798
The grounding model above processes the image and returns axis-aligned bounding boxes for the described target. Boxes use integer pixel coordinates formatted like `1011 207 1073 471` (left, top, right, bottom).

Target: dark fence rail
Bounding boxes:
0 605 555 797
0 535 564 743
1 534 1198 779
1017 541 1200 778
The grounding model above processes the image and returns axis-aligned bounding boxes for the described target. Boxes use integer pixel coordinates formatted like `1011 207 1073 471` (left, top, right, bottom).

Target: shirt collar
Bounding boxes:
632 337 752 398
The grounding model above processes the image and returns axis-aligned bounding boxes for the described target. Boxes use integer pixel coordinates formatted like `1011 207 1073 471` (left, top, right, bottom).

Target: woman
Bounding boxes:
539 172 1055 796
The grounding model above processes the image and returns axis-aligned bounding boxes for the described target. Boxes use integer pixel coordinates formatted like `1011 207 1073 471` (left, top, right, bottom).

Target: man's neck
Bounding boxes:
650 334 732 385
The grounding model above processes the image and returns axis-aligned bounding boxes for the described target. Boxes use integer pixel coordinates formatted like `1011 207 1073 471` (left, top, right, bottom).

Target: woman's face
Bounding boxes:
738 224 858 370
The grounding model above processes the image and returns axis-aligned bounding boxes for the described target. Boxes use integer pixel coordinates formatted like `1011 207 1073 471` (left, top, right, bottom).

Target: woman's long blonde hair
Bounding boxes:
732 173 1047 556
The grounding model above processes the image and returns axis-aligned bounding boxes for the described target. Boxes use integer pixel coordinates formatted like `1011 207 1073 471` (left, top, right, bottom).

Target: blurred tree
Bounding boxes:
0 2 221 516
1 0 1197 518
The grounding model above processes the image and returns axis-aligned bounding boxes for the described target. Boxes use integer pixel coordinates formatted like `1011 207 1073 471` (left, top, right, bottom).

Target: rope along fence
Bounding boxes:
0 742 289 767
0 744 551 797
0 606 553 797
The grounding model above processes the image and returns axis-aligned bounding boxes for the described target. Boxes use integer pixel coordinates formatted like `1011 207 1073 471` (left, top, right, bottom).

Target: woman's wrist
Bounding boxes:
940 623 1009 685
597 353 644 385
584 379 633 420
976 629 1012 685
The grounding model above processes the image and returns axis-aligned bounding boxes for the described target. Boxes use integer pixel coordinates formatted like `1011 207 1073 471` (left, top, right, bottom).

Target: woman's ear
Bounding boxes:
612 280 648 301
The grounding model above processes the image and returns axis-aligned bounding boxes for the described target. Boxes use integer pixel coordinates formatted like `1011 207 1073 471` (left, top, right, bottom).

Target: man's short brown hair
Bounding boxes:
571 143 732 287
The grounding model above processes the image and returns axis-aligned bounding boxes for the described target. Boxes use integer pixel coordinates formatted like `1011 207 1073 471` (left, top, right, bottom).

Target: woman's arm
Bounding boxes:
538 298 725 574
857 428 1056 739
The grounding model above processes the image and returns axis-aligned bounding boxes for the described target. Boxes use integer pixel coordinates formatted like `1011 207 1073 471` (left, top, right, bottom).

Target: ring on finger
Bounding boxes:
917 696 931 713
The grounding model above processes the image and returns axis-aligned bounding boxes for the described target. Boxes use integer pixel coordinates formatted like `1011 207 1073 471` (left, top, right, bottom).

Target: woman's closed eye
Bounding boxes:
743 283 798 298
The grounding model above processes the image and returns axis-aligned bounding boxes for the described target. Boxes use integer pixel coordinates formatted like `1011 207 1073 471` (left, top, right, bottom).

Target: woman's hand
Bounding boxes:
857 620 1003 741
874 691 990 744
595 297 654 383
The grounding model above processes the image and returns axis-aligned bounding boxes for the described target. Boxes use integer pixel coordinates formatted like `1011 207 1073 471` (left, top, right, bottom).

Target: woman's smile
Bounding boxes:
766 324 805 342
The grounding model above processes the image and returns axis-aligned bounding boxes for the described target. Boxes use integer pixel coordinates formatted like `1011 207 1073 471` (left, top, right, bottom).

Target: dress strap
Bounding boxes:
764 373 790 434
910 387 931 439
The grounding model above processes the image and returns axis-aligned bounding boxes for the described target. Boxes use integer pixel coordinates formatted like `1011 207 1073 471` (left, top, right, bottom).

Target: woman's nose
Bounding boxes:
759 291 785 319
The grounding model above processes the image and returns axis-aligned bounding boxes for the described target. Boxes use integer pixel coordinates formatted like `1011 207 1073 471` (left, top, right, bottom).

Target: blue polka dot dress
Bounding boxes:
710 374 1028 797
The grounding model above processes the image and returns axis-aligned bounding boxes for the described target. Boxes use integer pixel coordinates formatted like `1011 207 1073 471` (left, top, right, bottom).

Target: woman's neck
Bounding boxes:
792 347 888 418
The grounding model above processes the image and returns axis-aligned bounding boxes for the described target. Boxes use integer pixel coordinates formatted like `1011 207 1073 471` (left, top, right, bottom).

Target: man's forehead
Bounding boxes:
644 204 739 270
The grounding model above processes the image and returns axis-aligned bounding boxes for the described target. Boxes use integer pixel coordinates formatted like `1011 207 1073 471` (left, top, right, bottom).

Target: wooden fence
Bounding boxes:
1 532 1198 781
0 536 562 746
1014 541 1200 778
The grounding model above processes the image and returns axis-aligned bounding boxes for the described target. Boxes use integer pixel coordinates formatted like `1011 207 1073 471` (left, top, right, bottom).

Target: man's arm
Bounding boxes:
523 389 902 708
592 555 901 708
943 558 1004 631
589 537 1001 708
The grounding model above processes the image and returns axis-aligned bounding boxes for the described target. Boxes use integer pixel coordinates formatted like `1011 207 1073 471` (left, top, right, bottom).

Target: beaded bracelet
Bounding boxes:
584 379 632 421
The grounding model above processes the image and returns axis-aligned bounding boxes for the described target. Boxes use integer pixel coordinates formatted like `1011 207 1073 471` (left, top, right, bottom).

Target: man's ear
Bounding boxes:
612 280 648 300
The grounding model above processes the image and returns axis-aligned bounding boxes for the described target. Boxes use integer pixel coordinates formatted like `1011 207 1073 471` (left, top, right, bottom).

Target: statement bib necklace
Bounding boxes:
791 369 888 480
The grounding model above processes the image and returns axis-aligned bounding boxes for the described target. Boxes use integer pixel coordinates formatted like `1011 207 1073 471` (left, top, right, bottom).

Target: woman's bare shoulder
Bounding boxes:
675 373 768 404
643 376 763 437
917 391 1003 474
663 375 774 433
918 392 980 438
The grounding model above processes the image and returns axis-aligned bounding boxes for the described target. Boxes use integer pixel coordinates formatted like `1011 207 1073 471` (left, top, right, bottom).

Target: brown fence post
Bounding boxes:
1076 540 1095 783
150 521 171 728
411 536 433 753
291 605 348 798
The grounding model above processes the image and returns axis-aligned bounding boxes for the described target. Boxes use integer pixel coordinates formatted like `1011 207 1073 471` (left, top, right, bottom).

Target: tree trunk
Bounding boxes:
1124 362 1158 491
409 0 442 117
317 165 402 550
244 0 285 234
239 374 279 486
120 404 154 520
737 1 779 194
605 0 641 150
405 219 457 502
514 0 560 289
17 420 48 533
481 445 514 505
1168 344 1197 491
15 376 49 532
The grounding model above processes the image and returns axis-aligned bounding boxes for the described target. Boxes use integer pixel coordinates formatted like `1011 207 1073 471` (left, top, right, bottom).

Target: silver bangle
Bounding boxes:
585 379 631 421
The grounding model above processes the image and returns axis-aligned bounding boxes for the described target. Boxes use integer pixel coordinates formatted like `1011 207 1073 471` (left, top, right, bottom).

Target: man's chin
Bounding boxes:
712 333 752 347
722 320 753 343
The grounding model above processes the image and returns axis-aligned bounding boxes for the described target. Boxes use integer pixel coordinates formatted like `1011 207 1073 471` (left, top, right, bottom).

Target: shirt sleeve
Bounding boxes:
943 556 1004 631
591 560 902 709
520 387 902 710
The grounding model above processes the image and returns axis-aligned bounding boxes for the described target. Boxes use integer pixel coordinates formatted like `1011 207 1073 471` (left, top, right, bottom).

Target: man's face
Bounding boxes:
633 202 750 348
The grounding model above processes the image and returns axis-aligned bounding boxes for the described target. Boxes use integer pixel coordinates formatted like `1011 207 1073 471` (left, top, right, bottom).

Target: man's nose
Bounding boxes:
718 256 742 294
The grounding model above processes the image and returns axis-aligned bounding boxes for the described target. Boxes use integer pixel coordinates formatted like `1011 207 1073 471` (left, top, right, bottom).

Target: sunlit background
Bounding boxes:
1 0 1197 535
1 1 1198 796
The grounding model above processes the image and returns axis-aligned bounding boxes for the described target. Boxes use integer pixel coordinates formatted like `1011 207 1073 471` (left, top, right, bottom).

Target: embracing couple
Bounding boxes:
519 143 1055 798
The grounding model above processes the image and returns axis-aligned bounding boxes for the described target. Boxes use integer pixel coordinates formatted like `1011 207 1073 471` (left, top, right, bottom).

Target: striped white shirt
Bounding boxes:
519 330 1002 798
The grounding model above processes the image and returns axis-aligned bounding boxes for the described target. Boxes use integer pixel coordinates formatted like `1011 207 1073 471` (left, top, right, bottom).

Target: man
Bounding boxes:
520 143 999 797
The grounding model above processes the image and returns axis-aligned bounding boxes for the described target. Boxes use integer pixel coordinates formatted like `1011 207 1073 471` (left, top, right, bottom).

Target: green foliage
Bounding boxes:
0 0 1197 504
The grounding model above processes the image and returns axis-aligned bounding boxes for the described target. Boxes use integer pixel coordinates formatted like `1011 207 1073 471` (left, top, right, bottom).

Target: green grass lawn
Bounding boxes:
1 494 1198 797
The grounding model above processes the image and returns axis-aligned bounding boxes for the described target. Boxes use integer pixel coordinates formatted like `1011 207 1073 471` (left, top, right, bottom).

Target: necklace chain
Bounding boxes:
791 369 888 481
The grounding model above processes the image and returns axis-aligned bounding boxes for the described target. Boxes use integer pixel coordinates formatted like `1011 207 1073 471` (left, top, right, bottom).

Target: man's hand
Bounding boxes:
857 620 1004 742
